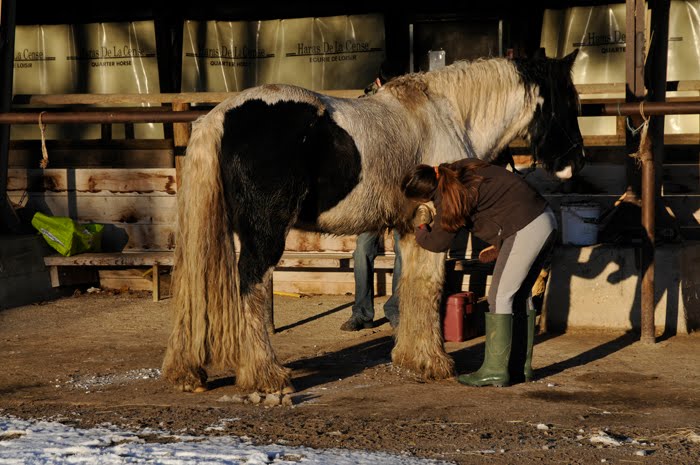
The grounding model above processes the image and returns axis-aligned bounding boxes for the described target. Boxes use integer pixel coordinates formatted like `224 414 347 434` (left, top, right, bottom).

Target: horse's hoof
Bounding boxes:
180 382 208 393
174 367 208 393
282 385 296 395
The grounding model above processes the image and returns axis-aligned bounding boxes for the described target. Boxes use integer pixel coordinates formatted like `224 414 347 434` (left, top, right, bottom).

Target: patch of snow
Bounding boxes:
65 368 161 390
0 416 451 464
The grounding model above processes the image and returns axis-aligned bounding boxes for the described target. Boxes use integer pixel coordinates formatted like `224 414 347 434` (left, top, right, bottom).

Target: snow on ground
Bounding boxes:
0 417 452 465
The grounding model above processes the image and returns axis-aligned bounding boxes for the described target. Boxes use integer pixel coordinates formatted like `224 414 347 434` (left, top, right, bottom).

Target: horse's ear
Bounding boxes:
563 48 580 66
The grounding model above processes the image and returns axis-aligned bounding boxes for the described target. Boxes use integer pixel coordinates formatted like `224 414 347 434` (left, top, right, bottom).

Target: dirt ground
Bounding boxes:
1 290 699 464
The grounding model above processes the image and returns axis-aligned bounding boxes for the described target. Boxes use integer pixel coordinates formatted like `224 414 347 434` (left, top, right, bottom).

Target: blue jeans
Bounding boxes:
351 230 402 323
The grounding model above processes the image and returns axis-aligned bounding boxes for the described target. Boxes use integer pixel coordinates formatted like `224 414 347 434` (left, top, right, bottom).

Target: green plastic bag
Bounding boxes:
31 212 104 257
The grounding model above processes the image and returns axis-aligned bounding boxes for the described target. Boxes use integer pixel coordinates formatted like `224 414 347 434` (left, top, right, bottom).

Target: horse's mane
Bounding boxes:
383 58 538 124
382 57 541 158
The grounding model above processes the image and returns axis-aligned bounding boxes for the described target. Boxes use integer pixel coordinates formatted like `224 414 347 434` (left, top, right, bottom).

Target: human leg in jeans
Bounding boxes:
383 229 402 329
341 231 380 331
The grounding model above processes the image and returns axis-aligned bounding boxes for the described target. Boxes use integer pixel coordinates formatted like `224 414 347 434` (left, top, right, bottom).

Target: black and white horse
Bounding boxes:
162 50 585 393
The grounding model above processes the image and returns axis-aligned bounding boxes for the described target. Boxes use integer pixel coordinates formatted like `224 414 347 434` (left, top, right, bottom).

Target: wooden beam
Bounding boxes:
0 0 17 231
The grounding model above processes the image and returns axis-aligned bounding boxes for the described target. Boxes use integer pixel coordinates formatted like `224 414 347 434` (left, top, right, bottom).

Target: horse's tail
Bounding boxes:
162 107 241 389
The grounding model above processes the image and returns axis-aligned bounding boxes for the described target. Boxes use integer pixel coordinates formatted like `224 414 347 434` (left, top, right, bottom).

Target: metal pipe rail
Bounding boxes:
583 100 700 116
1 100 700 125
0 110 207 124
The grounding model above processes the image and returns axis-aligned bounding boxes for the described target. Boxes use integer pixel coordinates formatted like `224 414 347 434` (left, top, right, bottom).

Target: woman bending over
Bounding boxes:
402 159 557 387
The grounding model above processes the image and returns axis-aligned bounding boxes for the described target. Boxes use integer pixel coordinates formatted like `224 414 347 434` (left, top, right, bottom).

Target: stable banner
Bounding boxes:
181 14 385 92
13 21 162 139
541 1 700 135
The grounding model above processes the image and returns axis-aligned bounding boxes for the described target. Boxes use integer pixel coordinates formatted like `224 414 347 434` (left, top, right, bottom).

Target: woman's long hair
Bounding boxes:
401 159 489 232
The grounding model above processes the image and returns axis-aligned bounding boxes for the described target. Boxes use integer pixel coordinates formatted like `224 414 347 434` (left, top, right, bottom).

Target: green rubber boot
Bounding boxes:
524 309 536 382
457 313 512 387
509 311 528 384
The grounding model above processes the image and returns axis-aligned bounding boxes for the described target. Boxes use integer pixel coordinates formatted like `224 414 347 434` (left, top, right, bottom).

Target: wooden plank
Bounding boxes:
45 251 174 266
9 147 174 168
10 139 173 150
98 268 152 291
272 270 489 296
9 193 176 225
276 252 396 269
43 251 396 270
7 168 177 194
103 224 175 251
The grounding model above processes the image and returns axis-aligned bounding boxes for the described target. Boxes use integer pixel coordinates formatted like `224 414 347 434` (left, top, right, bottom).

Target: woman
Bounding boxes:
402 159 557 387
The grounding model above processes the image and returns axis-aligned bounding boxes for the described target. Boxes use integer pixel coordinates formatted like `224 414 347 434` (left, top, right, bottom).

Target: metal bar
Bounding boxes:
625 0 656 345
582 101 700 116
3 101 700 126
641 137 656 344
0 110 207 124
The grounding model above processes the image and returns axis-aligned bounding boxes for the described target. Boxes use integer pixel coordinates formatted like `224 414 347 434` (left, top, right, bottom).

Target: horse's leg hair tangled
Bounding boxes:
392 233 455 379
162 111 239 391
236 268 291 392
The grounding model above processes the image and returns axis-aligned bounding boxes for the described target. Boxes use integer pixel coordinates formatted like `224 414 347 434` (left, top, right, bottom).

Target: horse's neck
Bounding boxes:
428 61 538 160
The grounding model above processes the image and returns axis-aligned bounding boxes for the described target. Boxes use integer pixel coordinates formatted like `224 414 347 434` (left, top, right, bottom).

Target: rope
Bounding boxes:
628 101 652 167
38 111 49 169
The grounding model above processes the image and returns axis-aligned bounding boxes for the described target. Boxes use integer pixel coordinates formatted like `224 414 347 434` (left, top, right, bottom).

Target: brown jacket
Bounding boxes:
415 160 549 252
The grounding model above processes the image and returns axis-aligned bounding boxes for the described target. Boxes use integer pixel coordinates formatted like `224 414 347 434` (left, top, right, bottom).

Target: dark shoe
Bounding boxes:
340 316 373 331
385 310 399 330
457 313 512 387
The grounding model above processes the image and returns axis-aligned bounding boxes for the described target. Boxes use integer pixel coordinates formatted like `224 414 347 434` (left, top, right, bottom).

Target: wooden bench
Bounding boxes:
43 251 493 302
44 252 174 301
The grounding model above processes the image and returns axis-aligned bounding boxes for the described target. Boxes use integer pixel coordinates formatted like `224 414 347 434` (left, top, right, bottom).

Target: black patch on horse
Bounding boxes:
297 109 362 225
218 99 361 293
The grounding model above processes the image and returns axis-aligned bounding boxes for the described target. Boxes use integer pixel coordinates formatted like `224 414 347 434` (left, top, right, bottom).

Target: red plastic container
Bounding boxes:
443 291 477 342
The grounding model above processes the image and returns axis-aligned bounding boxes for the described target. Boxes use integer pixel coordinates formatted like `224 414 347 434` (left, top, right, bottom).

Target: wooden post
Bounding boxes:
0 0 17 232
152 264 161 302
172 101 190 189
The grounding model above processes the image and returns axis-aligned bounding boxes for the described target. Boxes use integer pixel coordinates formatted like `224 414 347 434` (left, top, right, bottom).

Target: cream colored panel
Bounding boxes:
541 2 700 136
540 4 627 84
13 22 162 140
667 1 700 81
182 14 385 92
279 14 385 90
181 19 281 92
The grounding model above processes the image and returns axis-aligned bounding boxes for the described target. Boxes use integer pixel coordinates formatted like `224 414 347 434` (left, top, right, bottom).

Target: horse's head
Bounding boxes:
515 49 586 180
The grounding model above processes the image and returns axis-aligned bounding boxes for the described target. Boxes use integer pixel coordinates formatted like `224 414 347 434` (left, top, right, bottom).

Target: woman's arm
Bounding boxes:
414 209 457 253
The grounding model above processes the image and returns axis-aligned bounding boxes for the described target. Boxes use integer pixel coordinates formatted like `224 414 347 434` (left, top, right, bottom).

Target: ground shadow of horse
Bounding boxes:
208 336 395 393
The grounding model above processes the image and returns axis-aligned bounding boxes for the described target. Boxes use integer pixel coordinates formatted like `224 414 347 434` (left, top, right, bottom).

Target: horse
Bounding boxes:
162 49 585 394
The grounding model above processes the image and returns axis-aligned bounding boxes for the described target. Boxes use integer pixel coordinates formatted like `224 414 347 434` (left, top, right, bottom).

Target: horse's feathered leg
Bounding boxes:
392 232 455 379
233 214 293 393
